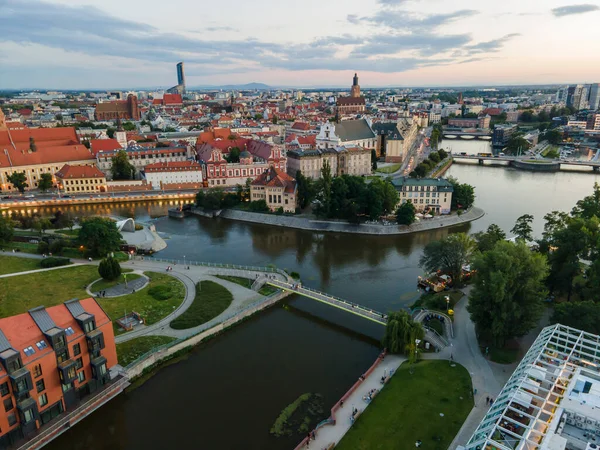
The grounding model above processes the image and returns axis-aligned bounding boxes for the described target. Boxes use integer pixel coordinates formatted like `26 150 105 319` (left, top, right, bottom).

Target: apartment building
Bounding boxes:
392 177 453 215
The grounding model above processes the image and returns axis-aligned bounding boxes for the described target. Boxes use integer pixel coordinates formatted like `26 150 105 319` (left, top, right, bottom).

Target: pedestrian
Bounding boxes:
340 400 344 407
486 396 489 405
88 257 92 262
450 353 453 361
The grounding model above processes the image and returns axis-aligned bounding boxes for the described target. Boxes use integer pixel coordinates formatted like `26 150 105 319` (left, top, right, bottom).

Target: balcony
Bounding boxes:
57 360 77 384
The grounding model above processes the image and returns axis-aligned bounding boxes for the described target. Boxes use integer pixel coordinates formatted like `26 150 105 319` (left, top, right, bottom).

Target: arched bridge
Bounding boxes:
261 279 449 349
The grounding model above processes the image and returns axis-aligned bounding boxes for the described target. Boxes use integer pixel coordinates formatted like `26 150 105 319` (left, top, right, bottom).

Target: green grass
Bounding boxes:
0 265 100 316
427 318 444 336
0 255 41 275
5 241 38 254
99 272 185 326
523 159 554 164
116 335 176 366
89 271 140 292
259 285 278 296
375 164 401 174
170 280 233 329
337 360 473 450
55 229 79 237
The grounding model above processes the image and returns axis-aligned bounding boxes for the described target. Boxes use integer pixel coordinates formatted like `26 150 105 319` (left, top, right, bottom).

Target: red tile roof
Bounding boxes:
297 135 316 145
55 164 106 179
0 127 79 151
252 166 296 193
145 161 202 172
163 94 183 105
291 122 311 131
0 145 93 169
90 138 122 156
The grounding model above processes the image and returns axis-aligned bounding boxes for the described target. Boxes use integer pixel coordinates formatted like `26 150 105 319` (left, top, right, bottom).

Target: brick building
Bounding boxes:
95 94 140 121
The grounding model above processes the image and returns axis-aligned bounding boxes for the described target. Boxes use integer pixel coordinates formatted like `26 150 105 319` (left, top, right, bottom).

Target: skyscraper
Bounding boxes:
567 84 588 110
589 83 600 111
176 62 185 92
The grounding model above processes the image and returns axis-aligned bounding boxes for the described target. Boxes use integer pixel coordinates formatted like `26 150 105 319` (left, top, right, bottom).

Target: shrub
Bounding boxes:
249 200 269 212
40 257 71 268
148 285 173 300
134 224 144 231
49 239 68 254
276 207 284 215
98 256 122 281
37 241 49 254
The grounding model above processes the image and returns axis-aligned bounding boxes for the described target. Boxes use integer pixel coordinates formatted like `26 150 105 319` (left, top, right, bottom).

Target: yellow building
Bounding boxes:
392 177 454 215
55 164 107 194
250 166 297 213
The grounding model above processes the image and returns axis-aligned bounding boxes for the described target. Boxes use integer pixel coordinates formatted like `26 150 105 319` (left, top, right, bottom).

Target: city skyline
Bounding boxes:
1 0 600 89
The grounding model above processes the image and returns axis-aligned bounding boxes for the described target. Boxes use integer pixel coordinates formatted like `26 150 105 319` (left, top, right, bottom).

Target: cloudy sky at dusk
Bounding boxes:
1 0 599 89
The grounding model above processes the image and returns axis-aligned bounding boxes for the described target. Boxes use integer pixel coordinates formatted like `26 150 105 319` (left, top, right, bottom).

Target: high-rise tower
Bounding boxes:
176 62 185 91
350 73 361 98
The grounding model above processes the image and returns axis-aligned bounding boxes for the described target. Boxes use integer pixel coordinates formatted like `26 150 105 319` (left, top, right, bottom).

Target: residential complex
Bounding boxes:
0 299 118 448
466 324 600 450
392 177 453 215
493 124 519 148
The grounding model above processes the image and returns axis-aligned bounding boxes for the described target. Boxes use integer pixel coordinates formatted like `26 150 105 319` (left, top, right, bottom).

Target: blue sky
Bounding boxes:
1 0 599 89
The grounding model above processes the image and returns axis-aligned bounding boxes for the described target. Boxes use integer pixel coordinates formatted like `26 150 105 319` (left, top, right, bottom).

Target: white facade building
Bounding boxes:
144 161 203 190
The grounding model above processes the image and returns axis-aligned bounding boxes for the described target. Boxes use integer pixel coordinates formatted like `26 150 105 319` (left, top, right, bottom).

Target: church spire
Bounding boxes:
350 73 361 98
353 73 359 86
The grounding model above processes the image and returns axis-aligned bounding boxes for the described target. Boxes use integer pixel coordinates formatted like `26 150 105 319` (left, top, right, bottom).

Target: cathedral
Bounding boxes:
336 73 366 115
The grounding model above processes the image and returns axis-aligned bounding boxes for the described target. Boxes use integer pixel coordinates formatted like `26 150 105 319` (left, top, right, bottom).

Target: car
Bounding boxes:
62 195 72 199
24 195 35 199
1 195 12 199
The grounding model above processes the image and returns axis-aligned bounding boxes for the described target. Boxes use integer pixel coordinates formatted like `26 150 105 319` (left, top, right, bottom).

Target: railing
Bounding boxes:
123 290 287 370
412 308 454 338
423 326 449 347
270 280 387 322
146 256 290 279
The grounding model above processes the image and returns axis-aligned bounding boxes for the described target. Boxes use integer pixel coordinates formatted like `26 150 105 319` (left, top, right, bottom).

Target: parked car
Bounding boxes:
24 194 35 199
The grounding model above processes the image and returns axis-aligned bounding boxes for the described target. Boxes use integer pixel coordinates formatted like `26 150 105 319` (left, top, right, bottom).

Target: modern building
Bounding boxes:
391 177 453 215
493 124 518 148
144 161 203 190
94 94 140 121
465 324 600 450
336 73 366 115
316 118 376 150
567 85 589 111
167 62 186 95
0 299 119 448
250 166 297 213
589 83 600 111
55 164 107 194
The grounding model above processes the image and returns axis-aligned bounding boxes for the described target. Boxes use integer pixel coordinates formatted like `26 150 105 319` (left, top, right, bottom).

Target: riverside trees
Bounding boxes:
383 310 424 356
420 233 477 284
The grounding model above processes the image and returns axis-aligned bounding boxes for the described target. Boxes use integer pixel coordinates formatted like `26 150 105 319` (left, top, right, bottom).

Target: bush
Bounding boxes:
148 285 173 300
40 257 71 268
37 241 49 254
98 256 122 281
249 200 269 212
276 207 284 215
49 239 68 254
134 224 144 231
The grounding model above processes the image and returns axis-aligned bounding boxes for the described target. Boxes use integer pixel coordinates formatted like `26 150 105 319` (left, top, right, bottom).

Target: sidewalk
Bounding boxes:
0 262 86 279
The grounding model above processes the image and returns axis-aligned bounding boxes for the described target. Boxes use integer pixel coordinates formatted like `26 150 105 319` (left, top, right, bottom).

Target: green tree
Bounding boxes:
511 214 534 241
0 215 14 247
551 301 600 334
572 183 600 219
467 240 548 346
272 116 278 124
78 217 122 257
396 201 416 225
419 233 476 284
315 161 333 217
121 122 136 131
371 149 378 170
519 110 534 122
38 173 53 192
448 177 475 210
33 218 52 235
111 150 135 180
429 151 440 164
506 135 531 155
249 199 269 212
543 129 562 145
382 311 424 355
473 223 506 252
98 256 122 281
296 170 316 209
29 137 37 152
7 171 28 193
228 147 241 163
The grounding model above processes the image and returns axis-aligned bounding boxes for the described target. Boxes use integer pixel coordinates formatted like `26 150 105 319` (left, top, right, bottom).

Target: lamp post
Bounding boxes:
445 295 450 312
183 255 186 267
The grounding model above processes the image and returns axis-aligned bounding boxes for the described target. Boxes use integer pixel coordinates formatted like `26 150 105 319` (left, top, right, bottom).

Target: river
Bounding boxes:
38 138 600 449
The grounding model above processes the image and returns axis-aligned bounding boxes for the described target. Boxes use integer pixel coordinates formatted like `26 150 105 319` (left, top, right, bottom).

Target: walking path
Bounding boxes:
0 262 86 279
87 271 149 298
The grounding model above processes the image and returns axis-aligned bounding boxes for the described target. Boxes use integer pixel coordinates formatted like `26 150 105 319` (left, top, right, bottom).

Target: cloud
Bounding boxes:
466 33 520 53
356 9 478 31
552 4 600 16
351 33 472 58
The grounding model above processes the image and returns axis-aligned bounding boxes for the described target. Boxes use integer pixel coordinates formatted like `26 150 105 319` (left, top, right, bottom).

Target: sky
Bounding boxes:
1 0 599 89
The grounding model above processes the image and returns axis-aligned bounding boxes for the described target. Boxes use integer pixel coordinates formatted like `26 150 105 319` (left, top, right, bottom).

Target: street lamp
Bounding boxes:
183 255 186 267
445 295 450 312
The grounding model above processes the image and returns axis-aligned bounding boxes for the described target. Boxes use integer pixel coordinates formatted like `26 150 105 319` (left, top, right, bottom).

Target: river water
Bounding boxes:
39 138 600 449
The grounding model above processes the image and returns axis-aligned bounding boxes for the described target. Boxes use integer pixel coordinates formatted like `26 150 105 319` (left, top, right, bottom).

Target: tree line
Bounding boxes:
409 149 448 178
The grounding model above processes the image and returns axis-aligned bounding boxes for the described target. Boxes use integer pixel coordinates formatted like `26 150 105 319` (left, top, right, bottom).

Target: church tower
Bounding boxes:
350 73 361 98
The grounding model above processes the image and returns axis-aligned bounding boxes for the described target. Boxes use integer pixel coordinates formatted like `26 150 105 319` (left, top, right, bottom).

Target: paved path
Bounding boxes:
88 271 149 298
0 262 87 278
299 355 405 450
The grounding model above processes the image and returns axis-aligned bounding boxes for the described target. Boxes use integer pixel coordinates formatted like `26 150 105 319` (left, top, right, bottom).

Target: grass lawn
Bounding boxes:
0 265 100 317
375 164 401 174
116 335 176 366
0 255 41 275
5 242 38 254
337 360 473 450
98 272 185 326
170 280 233 329
90 271 141 292
214 274 278 296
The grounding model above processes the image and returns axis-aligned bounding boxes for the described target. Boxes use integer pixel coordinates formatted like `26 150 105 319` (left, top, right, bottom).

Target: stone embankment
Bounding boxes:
188 207 484 236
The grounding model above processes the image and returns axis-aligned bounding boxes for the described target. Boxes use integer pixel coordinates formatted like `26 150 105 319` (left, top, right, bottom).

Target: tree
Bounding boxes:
98 256 122 281
429 151 440 164
315 161 333 217
7 171 28 193
33 218 52 235
519 110 534 122
572 183 600 219
249 199 269 212
448 177 475 210
78 217 122 257
29 137 37 152
473 224 506 253
38 173 53 192
382 311 424 355
511 214 534 241
296 170 316 209
419 233 477 284
467 240 548 346
371 149 378 170
272 116 278 124
396 201 416 225
552 301 600 334
111 150 136 180
228 147 241 163
543 129 562 145
506 135 531 155
122 122 136 131
0 215 14 247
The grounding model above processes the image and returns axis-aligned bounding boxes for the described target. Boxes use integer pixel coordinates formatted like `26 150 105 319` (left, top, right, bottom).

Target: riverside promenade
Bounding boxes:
191 206 485 236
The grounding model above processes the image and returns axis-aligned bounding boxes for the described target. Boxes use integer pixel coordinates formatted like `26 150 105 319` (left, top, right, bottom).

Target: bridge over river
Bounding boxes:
452 153 600 171
260 278 451 349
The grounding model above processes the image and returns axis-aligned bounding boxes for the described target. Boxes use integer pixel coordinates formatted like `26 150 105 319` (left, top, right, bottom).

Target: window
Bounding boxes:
23 408 34 423
65 327 75 336
8 359 21 372
61 383 72 393
36 340 48 351
73 343 81 356
33 364 42 378
36 379 45 393
0 383 8 397
56 349 69 364
7 413 16 426
99 363 107 376
77 371 86 383
75 358 83 370
56 335 66 348
15 378 28 393
3 398 13 412
67 366 76 380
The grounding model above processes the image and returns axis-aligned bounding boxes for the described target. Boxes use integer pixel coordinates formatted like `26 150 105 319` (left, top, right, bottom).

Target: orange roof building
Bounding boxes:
250 166 297 213
94 95 140 121
0 298 120 448
55 164 107 194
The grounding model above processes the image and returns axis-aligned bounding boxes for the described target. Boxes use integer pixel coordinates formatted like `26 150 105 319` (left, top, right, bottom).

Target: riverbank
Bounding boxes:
188 206 484 235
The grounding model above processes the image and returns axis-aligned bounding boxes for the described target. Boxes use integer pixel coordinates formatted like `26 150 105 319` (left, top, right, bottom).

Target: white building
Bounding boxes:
428 111 442 124
466 324 600 450
144 161 203 190
315 118 376 150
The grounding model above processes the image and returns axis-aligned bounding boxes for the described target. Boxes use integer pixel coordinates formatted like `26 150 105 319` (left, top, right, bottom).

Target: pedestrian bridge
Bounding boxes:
261 279 449 349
